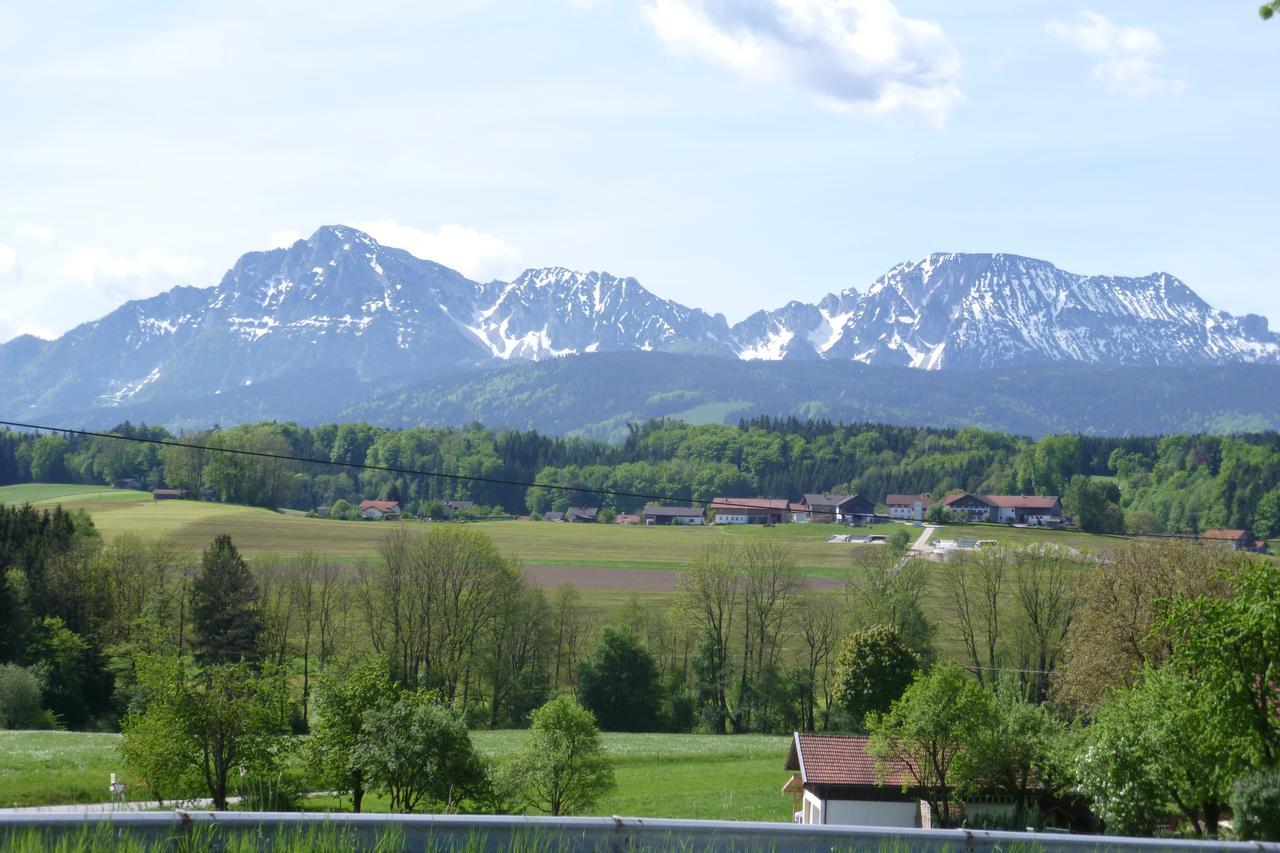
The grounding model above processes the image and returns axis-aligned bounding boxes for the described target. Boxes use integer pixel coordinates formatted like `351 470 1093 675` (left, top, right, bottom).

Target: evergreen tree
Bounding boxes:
190 535 262 665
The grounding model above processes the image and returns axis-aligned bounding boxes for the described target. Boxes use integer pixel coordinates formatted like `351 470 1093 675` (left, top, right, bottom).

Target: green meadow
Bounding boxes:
0 730 792 820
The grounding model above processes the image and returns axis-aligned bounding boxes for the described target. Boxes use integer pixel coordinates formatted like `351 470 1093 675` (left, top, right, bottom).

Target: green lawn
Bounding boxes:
0 729 793 820
0 483 150 506
0 731 123 808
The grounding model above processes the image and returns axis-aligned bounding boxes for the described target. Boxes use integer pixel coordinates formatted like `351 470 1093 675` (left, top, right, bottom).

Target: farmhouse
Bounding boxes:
886 494 935 521
783 733 924 827
565 506 601 523
543 511 565 522
642 506 706 526
1198 528 1252 550
801 493 876 524
152 488 188 501
711 497 791 525
442 500 475 518
358 499 401 520
941 494 1064 525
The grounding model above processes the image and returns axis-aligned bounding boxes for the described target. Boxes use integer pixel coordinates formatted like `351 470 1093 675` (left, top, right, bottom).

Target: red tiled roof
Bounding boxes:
359 500 399 511
1201 528 1248 540
784 733 911 788
711 497 791 511
886 494 934 506
982 495 1061 509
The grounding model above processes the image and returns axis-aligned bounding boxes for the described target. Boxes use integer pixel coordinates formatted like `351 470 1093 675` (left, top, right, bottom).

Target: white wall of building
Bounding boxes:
714 512 749 525
797 792 918 828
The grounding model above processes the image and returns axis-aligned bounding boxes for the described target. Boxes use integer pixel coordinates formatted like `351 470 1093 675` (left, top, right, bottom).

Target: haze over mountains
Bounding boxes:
3 225 1278 437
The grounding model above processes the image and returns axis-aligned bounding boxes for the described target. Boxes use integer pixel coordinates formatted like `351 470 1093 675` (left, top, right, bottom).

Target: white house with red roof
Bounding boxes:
886 494 936 521
358 499 401 520
783 733 925 828
941 494 1064 526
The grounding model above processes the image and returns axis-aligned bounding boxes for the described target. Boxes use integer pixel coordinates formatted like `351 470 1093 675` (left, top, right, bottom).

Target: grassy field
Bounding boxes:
0 483 148 506
2 483 1126 566
0 731 123 808
0 730 792 820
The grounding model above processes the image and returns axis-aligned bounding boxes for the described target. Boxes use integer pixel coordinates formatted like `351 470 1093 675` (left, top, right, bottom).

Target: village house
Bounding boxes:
711 497 792 525
1198 528 1254 550
543 510 565 522
642 506 706 526
886 494 935 521
564 506 601 523
783 733 1086 831
152 488 188 501
941 494 1064 526
358 499 401 520
800 493 877 525
783 733 924 828
442 499 475 518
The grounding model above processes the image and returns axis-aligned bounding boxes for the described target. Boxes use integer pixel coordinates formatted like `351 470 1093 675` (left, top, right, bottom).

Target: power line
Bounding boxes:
0 418 808 515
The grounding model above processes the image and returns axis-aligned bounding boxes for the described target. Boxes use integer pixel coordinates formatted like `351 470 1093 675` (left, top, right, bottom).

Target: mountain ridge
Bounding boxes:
2 225 1277 430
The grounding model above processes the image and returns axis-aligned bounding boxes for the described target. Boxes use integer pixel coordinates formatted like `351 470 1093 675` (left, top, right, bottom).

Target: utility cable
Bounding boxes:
0 418 832 515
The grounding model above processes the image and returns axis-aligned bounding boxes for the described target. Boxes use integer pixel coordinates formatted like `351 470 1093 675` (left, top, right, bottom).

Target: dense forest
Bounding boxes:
2 418 1279 536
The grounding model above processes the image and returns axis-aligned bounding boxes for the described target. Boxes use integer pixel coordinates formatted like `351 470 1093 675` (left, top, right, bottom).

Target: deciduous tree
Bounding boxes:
507 695 615 816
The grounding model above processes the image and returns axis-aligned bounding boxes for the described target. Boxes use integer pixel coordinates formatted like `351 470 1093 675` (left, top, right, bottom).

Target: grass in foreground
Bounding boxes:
0 730 792 822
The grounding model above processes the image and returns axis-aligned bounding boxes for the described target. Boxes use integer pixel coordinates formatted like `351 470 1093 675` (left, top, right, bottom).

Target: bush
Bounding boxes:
0 664 47 729
1231 767 1280 840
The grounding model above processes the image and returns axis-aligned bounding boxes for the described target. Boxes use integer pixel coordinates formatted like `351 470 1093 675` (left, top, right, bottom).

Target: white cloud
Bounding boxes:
641 0 963 123
267 229 303 249
0 245 17 277
354 220 523 282
61 248 205 299
14 223 54 243
1046 10 1185 97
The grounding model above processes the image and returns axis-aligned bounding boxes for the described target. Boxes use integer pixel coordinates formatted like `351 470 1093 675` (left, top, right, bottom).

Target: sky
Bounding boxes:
1 1 1278 342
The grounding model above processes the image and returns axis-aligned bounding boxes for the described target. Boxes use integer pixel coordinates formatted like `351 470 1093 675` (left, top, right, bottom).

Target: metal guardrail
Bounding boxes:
1 812 1277 852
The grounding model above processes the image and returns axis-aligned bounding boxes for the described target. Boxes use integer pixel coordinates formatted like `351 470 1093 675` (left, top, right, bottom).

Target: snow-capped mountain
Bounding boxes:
736 253 1280 369
2 228 1277 426
471 268 732 359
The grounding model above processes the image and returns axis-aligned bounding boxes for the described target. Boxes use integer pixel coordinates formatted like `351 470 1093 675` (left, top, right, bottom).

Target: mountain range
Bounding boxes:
2 224 1278 436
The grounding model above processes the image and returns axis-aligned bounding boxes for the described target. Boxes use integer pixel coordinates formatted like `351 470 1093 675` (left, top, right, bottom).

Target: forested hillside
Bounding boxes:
3 418 1279 536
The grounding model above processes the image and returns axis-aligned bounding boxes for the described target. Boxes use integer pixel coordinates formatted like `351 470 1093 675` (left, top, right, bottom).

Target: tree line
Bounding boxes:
4 418 1280 535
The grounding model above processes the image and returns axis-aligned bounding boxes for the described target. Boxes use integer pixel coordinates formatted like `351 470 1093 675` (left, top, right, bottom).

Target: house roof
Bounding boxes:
359 500 399 512
803 493 851 507
643 506 705 518
784 733 911 788
544 511 565 521
886 494 934 506
152 488 185 496
1201 528 1248 540
566 506 600 519
711 497 791 512
982 495 1061 509
943 493 992 507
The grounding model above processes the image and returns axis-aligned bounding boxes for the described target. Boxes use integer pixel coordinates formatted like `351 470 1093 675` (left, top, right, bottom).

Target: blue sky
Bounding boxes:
1 1 1277 342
